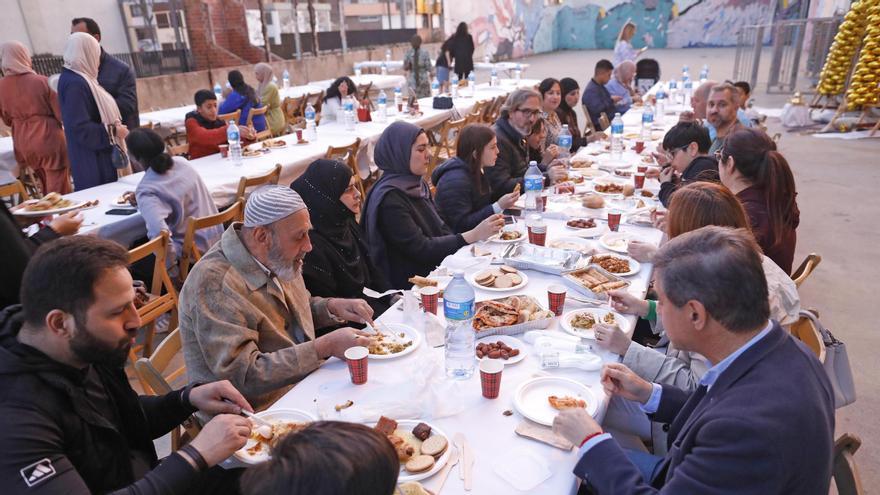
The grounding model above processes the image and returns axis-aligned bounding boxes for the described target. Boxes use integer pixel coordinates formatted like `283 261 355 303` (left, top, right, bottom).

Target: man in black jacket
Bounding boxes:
582 59 617 131
0 236 253 494
655 121 719 207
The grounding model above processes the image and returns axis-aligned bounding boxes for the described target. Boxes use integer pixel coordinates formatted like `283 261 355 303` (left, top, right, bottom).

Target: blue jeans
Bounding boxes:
436 66 450 82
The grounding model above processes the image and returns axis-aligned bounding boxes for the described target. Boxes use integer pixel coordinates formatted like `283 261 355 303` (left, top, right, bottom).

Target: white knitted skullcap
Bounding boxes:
243 185 307 227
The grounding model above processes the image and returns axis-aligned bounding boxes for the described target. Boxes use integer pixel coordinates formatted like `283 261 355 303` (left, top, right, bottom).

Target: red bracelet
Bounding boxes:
579 430 605 448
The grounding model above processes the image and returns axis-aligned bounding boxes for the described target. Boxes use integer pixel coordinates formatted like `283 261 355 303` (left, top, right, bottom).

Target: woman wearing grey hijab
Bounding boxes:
361 121 503 288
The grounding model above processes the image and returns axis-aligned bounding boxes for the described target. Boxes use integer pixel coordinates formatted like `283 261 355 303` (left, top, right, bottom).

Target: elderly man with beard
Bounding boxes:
179 185 375 411
605 60 641 115
0 236 254 495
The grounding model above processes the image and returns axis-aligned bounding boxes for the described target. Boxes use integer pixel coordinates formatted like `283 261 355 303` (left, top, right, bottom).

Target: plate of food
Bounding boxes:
13 193 89 217
466 266 528 292
587 254 640 277
514 377 599 426
488 229 525 244
472 296 555 335
613 168 636 178
113 191 137 209
565 217 597 230
575 168 609 181
475 335 526 365
569 157 595 169
234 409 316 464
373 417 452 483
408 275 452 295
599 232 647 253
548 237 596 256
242 145 270 158
262 138 288 149
560 308 631 340
367 323 421 360
593 178 629 196
562 266 630 298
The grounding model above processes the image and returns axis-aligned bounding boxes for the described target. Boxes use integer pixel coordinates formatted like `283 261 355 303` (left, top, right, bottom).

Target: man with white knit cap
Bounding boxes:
179 185 375 410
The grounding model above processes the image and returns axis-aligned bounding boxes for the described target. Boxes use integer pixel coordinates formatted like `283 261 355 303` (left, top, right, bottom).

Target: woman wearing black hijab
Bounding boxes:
555 77 605 153
361 121 504 289
292 159 392 319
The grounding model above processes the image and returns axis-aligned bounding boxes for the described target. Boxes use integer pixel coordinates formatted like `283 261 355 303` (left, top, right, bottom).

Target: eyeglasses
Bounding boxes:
714 148 725 162
516 108 542 117
664 145 689 160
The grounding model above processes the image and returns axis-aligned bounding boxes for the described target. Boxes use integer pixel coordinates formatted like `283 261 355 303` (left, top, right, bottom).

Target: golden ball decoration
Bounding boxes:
818 0 874 96
845 1 880 108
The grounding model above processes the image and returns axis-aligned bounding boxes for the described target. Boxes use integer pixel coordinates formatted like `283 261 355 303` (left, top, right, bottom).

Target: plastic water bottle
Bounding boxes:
282 69 290 90
668 79 678 107
681 65 690 83
557 124 572 161
610 113 624 161
641 105 654 141
304 103 317 141
385 48 392 62
683 79 693 108
490 67 498 87
226 120 242 166
343 97 356 131
431 79 440 97
483 53 491 64
376 90 387 123
655 84 667 125
524 160 544 214
393 86 402 114
381 62 388 75
451 74 459 98
444 271 476 380
468 72 476 96
699 64 709 83
514 64 522 82
213 83 222 100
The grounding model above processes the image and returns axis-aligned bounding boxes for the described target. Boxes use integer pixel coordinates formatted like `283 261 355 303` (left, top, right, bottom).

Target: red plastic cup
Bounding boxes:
634 141 645 154
345 346 369 385
295 129 303 141
548 284 567 316
634 173 646 190
637 165 648 173
607 210 623 232
397 103 404 113
419 286 440 314
527 225 547 246
479 358 504 399
218 144 229 158
540 193 548 210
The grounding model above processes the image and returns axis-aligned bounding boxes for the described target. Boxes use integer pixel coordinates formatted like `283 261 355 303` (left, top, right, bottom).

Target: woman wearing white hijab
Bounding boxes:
58 32 131 191
254 63 285 136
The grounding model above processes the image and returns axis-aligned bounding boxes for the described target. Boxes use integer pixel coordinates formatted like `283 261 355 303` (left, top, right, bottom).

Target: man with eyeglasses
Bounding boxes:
486 88 567 199
653 122 719 207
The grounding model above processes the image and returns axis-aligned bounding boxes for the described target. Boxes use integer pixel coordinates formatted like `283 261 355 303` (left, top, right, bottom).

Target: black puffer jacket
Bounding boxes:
485 117 529 201
0 305 199 495
431 157 495 233
658 155 720 207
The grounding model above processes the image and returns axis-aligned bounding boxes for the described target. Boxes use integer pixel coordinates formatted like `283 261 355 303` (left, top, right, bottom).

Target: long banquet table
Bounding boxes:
62 78 541 246
261 98 690 494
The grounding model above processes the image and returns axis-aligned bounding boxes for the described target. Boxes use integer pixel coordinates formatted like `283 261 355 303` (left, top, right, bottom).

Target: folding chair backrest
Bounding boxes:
791 253 822 288
128 231 179 360
325 138 365 204
218 109 241 125
179 200 243 281
236 164 283 201
246 106 269 129
832 433 865 495
0 180 31 206
789 310 826 363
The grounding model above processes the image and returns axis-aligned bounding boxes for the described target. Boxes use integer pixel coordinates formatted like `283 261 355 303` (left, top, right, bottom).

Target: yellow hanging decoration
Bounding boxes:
816 0 873 97
845 2 880 109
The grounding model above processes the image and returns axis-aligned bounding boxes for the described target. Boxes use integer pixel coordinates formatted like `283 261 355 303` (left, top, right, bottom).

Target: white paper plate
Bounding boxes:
475 334 526 365
466 269 528 292
548 236 595 255
410 275 452 295
374 419 452 483
587 254 641 277
592 177 629 196
571 167 608 180
233 408 317 464
13 199 90 217
368 322 422 360
565 223 609 239
559 308 631 339
487 230 526 244
514 377 599 426
599 232 646 253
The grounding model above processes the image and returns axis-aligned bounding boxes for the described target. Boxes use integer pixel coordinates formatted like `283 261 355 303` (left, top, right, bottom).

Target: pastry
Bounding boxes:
548 395 587 410
420 434 448 457
499 265 518 274
388 434 415 461
493 275 514 288
408 276 438 288
375 416 398 435
411 423 432 441
404 454 435 473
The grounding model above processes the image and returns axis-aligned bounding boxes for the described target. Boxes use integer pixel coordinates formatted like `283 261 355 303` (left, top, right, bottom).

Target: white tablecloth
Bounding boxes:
0 136 17 184
354 60 530 77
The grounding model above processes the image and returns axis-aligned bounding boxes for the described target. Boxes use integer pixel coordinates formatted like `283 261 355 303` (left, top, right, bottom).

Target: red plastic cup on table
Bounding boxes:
540 192 549 210
548 284 567 316
637 165 648 173
607 210 623 232
419 286 440 314
527 215 547 246
219 144 229 158
634 141 645 154
345 346 369 385
295 128 303 141
479 358 504 399
634 173 646 190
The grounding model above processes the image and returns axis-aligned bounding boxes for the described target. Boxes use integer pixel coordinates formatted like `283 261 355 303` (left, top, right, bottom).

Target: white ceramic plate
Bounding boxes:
234 408 317 464
475 334 526 365
599 232 646 253
13 199 90 217
465 269 529 292
548 236 595 256
487 230 526 244
514 377 599 426
587 254 641 277
374 419 452 483
559 308 631 340
368 322 422 360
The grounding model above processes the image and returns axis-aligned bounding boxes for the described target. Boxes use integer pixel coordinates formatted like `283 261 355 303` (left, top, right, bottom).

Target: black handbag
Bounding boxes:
433 96 453 109
108 124 130 170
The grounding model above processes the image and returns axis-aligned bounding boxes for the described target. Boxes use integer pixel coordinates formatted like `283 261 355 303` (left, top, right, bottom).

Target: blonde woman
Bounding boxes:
613 20 647 67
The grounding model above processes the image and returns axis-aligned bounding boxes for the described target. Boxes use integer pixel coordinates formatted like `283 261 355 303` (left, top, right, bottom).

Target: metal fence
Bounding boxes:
31 49 191 78
733 25 768 91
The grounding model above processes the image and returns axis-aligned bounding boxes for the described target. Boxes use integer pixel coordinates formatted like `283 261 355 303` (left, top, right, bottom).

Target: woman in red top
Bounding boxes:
718 128 799 273
0 41 70 194
184 89 256 159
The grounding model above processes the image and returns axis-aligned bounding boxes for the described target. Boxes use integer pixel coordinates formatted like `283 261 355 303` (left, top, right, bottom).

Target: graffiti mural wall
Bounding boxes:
444 0 777 59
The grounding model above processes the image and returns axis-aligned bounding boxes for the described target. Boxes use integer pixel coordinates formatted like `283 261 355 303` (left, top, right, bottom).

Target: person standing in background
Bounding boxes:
0 41 71 194
70 17 139 131
613 20 647 67
254 63 286 136
403 35 433 99
447 22 475 80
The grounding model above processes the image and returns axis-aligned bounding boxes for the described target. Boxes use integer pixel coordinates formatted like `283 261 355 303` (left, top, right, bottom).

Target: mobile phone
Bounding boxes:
503 215 516 225
106 208 137 216
503 208 522 217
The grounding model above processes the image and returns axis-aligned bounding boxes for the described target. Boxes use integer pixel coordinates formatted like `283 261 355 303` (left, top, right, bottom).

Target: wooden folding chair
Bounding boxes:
168 143 189 157
325 138 365 205
281 96 306 127
789 310 826 363
581 103 598 135
791 253 821 288
832 433 865 495
134 328 202 451
428 117 467 174
247 106 272 140
236 163 283 202
599 112 611 131
218 109 241 124
486 94 507 123
128 231 178 363
179 200 244 281
357 82 373 101
0 180 31 206
305 91 325 124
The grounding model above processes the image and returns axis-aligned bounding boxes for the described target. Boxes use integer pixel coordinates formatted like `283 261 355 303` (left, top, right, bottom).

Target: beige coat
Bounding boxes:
179 224 337 410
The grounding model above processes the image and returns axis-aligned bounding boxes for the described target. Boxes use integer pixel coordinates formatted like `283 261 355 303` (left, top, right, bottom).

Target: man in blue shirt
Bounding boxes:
605 60 640 115
71 17 140 130
581 59 616 131
553 226 835 494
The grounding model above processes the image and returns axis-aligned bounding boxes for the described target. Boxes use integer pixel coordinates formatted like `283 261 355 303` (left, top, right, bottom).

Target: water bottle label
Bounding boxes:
642 113 653 123
557 135 572 148
612 123 624 134
524 176 543 193
443 299 474 320
574 344 592 354
540 353 560 368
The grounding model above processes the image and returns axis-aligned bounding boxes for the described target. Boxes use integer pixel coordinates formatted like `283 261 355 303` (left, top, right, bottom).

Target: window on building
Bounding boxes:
161 42 175 51
135 27 153 40
130 4 142 17
156 12 170 28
